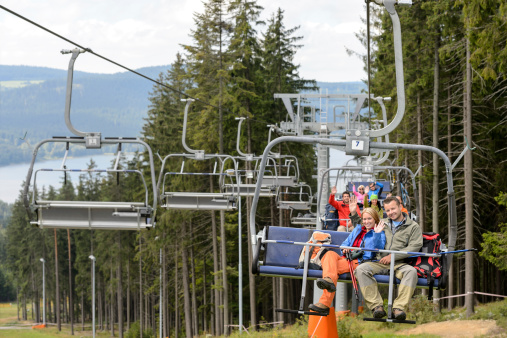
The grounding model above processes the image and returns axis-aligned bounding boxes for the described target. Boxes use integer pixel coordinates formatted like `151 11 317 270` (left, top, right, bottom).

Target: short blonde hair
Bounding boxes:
362 207 380 225
358 185 365 190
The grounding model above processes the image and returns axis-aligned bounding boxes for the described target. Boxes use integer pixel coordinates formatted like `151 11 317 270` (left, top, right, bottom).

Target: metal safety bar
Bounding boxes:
33 168 150 207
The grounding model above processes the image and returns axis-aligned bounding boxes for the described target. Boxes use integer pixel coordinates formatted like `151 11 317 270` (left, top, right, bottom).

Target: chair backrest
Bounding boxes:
264 226 350 268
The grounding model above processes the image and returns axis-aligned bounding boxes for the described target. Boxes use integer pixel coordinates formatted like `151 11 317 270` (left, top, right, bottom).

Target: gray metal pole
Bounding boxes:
159 247 163 338
238 196 243 333
89 255 96 338
40 258 46 326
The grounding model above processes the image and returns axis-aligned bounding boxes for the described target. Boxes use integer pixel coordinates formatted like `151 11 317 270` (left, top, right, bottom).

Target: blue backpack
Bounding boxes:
324 203 338 231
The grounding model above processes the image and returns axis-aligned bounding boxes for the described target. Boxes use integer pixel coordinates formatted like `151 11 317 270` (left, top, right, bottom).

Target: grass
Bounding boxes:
0 303 18 323
0 327 113 338
2 299 506 337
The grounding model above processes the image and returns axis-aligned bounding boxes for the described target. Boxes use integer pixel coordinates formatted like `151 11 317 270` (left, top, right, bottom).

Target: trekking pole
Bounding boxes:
440 248 477 255
346 251 360 301
404 248 478 259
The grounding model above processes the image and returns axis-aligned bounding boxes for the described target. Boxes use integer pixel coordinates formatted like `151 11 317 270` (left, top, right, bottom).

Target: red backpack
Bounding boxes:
408 232 445 299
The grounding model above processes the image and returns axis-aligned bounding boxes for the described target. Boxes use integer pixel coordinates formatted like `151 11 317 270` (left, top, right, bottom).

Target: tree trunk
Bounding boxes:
67 229 74 334
432 33 440 310
220 210 229 336
246 195 257 330
31 264 38 322
190 222 198 336
110 264 115 337
203 257 207 334
54 229 61 331
127 258 130 331
277 194 284 322
464 36 474 318
81 291 84 331
117 234 123 338
446 85 454 311
17 287 20 321
181 245 192 338
163 240 168 338
210 175 220 336
175 243 179 338
145 277 148 334
139 235 143 338
417 92 426 232
63 287 67 323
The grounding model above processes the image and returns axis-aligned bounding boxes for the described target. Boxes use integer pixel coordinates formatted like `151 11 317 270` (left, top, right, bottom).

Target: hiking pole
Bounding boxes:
346 251 359 301
440 248 477 255
404 248 478 259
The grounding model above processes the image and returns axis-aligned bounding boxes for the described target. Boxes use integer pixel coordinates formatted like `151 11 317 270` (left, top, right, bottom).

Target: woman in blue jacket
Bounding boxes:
309 195 386 315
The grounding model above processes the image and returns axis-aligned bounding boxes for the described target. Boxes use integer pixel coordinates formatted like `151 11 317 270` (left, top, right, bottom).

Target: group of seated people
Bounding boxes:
309 187 423 321
327 182 409 232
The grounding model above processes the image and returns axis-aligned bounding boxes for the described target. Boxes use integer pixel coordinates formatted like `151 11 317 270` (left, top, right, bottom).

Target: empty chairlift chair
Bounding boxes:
223 117 278 198
22 49 157 230
158 156 239 211
24 138 157 230
158 99 240 211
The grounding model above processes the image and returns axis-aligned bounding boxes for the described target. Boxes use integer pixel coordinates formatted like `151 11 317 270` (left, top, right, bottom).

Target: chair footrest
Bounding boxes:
363 318 416 324
275 308 327 316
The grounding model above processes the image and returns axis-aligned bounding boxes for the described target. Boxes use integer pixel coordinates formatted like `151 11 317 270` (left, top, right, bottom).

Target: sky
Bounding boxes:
0 0 365 203
0 0 366 82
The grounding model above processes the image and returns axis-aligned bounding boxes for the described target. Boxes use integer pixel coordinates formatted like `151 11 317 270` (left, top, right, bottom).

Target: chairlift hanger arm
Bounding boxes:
62 48 103 146
235 117 253 159
370 97 391 165
181 99 205 157
368 0 412 138
450 137 475 172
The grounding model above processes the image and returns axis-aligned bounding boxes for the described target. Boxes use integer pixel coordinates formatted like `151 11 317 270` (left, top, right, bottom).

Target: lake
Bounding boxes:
0 154 123 204
0 149 353 204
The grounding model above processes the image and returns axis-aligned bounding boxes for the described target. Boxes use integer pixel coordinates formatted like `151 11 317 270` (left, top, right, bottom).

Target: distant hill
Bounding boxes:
0 65 364 166
317 81 366 94
0 65 171 166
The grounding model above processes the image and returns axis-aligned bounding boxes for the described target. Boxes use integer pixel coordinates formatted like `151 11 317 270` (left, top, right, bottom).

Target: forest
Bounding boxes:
1 0 507 337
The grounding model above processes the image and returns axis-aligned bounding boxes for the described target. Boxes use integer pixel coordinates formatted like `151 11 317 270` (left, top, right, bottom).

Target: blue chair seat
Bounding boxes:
255 226 442 290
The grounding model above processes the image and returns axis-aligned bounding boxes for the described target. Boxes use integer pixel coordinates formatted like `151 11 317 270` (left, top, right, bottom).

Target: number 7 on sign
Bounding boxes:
352 140 364 150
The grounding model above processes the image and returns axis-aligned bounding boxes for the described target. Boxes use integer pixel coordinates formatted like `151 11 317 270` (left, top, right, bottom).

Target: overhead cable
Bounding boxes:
0 4 219 110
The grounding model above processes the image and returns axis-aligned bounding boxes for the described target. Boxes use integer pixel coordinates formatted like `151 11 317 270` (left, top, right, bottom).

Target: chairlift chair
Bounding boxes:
22 49 157 230
158 155 239 211
276 183 313 211
157 99 240 211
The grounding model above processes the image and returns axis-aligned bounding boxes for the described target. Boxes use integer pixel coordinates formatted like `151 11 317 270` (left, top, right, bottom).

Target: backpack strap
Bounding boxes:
427 275 435 300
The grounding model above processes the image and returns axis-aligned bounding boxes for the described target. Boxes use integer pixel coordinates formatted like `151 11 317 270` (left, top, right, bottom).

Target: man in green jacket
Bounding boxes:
354 196 423 320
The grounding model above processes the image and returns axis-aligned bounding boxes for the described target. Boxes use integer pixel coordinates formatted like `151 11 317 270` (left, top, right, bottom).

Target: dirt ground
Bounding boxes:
398 319 505 337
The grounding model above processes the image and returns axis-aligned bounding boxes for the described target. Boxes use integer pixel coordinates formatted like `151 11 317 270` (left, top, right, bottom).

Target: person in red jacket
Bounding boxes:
328 186 361 231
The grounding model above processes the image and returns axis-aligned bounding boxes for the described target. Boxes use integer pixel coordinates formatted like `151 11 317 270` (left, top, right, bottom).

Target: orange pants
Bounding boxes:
318 251 359 307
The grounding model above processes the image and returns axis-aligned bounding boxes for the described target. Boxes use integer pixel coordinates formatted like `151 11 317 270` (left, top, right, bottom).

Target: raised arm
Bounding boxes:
328 186 341 210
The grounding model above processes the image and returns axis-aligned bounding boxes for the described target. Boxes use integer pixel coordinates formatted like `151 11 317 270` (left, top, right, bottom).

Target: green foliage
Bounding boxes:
336 316 363 338
0 200 12 228
125 321 154 338
469 299 507 331
407 294 440 324
480 192 507 271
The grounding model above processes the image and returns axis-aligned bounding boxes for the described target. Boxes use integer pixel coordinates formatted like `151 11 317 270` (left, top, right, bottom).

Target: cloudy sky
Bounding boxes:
0 0 367 82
